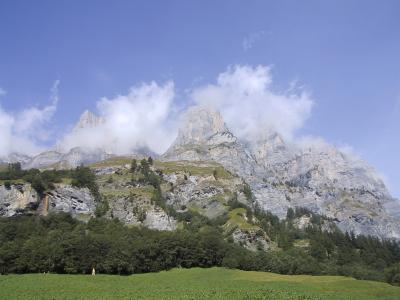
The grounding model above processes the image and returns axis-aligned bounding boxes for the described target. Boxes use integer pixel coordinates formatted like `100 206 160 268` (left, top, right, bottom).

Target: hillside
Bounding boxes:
2 154 400 283
1 268 399 300
2 106 400 240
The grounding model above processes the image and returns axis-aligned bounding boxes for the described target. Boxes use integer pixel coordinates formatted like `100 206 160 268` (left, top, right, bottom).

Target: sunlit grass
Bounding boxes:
0 267 398 299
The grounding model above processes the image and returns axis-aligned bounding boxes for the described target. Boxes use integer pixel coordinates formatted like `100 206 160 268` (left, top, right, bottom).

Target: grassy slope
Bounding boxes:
224 208 261 233
0 268 399 300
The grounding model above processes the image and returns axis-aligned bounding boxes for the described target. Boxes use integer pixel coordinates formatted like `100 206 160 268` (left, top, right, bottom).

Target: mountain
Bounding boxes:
73 110 105 131
23 147 112 170
163 106 400 239
14 110 111 170
1 105 400 240
23 151 63 169
17 110 156 170
163 106 258 177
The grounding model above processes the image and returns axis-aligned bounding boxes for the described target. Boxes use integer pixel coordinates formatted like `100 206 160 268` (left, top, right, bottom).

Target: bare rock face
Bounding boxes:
161 162 247 219
0 182 94 218
93 161 178 231
0 183 95 221
0 184 39 216
107 193 177 231
143 208 177 231
40 185 96 220
23 151 63 169
252 139 400 239
73 110 105 131
163 105 400 240
163 106 256 176
23 147 112 170
2 105 400 239
171 106 228 146
56 147 112 169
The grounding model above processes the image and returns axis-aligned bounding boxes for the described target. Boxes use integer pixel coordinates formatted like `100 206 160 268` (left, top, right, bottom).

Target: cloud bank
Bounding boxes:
191 65 314 142
58 81 178 155
0 81 59 157
2 65 314 158
58 65 313 155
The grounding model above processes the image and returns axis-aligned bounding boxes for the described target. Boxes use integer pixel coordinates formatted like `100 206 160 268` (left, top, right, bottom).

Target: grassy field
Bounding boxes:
0 268 399 300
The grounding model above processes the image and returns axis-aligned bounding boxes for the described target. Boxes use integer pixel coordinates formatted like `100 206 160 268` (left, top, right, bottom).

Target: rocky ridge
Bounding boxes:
163 106 400 240
1 105 400 241
0 183 94 220
73 110 105 131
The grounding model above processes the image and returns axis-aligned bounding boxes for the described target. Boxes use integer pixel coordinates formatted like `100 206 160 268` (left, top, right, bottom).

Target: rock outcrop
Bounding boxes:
23 151 64 169
73 110 105 131
0 183 95 221
2 105 400 240
23 147 112 170
40 184 96 220
163 106 400 240
0 184 39 216
161 161 247 219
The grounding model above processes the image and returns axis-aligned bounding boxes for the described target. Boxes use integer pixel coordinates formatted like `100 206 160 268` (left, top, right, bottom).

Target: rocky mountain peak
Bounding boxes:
174 106 229 146
74 110 105 131
251 131 291 164
2 104 400 240
161 106 400 240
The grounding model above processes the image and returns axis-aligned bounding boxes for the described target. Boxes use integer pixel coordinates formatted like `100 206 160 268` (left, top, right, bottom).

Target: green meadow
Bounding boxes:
1 267 399 300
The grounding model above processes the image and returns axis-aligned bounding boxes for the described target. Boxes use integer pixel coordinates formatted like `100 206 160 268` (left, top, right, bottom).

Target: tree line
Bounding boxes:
1 212 399 285
0 163 99 197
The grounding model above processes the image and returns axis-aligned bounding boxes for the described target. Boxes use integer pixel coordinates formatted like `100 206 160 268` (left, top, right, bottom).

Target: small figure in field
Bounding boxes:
92 267 96 276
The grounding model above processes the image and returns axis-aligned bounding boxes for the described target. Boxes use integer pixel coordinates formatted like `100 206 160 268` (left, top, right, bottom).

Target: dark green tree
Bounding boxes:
130 159 137 173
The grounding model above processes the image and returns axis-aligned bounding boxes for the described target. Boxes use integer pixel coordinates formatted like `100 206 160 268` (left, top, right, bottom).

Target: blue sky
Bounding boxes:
0 0 399 197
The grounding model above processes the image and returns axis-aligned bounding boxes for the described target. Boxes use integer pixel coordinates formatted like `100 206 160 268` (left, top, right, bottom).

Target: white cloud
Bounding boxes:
0 81 59 157
0 87 6 96
242 31 265 51
59 81 178 155
191 65 313 142
4 65 314 158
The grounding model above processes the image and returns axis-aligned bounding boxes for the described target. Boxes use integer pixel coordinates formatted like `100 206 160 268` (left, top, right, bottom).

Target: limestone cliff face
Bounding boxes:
163 106 400 240
93 160 177 231
40 184 96 220
164 107 258 178
0 183 95 221
56 147 111 169
2 105 400 240
160 161 248 219
73 110 105 131
0 184 39 216
170 106 229 147
23 147 112 170
23 151 63 170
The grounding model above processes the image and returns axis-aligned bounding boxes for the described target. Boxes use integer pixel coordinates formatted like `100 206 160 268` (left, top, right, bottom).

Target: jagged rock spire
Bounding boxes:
73 110 105 131
173 105 230 146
